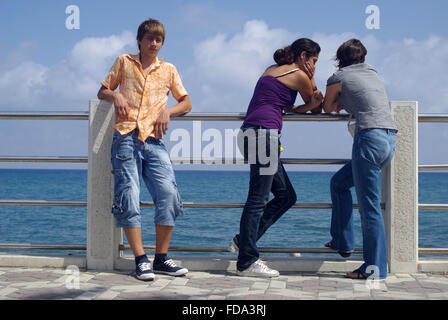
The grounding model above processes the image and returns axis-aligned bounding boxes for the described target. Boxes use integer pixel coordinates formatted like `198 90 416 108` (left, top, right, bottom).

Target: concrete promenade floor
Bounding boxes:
1 266 448 300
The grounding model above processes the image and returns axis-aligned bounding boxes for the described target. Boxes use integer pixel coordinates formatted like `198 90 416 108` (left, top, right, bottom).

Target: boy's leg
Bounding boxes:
155 225 174 254
123 228 145 257
142 138 187 276
111 130 154 280
111 130 144 241
351 129 393 279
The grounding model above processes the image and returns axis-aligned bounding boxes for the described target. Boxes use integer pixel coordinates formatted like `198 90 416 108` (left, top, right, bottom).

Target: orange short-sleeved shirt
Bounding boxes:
101 54 188 142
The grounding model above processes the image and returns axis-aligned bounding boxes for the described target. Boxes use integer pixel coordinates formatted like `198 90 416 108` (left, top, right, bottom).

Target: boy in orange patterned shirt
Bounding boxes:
98 18 192 280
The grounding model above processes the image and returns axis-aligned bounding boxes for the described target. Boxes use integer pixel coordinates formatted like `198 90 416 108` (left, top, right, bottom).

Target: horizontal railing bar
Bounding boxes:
0 243 86 250
2 112 448 122
0 200 440 211
0 112 89 120
0 200 87 206
1 156 447 169
418 114 448 123
174 113 352 122
418 248 448 254
0 156 350 165
2 201 445 211
142 202 368 209
2 156 448 170
0 243 445 255
0 200 369 209
118 245 364 254
0 112 351 122
418 165 448 171
119 245 448 254
0 156 88 163
10 200 448 211
171 158 350 165
418 204 448 210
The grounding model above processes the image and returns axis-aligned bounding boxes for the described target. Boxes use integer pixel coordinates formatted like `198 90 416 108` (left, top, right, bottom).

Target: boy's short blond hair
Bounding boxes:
137 18 166 50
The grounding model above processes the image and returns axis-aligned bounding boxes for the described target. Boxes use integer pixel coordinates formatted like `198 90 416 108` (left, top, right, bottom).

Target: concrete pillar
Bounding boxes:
87 99 122 270
384 101 419 273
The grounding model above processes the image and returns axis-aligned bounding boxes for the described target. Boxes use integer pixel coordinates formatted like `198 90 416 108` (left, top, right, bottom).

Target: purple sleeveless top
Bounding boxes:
243 76 298 132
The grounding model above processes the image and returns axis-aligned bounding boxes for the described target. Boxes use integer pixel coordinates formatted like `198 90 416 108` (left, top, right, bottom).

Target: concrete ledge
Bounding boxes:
0 253 86 268
418 258 448 273
1 253 447 273
115 255 365 273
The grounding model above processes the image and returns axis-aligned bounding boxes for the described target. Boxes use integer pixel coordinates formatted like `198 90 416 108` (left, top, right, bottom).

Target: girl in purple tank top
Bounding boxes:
230 38 324 278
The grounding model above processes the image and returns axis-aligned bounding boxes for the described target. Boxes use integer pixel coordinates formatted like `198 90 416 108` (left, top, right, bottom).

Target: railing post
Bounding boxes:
87 99 122 270
384 101 419 274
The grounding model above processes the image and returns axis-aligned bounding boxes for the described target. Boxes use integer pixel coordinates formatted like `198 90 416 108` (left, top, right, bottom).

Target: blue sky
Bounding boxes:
1 0 447 170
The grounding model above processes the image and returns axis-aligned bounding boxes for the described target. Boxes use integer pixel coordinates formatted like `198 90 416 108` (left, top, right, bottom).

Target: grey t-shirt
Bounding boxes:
327 63 397 134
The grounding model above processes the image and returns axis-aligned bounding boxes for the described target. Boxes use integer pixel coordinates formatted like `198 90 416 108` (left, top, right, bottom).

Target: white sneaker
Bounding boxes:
236 259 279 278
135 261 155 281
228 238 239 255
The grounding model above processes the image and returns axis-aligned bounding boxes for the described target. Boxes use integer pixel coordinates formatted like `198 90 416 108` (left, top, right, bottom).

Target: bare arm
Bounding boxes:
322 83 342 113
154 95 192 138
97 85 130 120
284 90 323 114
284 70 323 114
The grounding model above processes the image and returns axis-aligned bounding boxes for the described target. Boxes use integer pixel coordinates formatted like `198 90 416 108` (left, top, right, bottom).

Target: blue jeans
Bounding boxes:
329 128 396 279
236 124 297 271
110 129 183 228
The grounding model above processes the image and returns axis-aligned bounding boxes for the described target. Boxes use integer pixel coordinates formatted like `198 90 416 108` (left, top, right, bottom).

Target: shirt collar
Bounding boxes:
126 54 163 73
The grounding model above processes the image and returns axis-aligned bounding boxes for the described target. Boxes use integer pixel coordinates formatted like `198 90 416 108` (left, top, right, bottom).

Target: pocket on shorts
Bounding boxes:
174 181 184 216
111 189 125 215
115 151 133 161
112 139 134 166
357 134 389 166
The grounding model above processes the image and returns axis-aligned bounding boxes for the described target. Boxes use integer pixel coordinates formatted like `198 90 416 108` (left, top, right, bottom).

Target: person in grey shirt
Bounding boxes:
321 39 397 280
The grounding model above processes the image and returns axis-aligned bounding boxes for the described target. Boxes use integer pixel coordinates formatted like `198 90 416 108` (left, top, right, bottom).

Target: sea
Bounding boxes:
1 169 447 258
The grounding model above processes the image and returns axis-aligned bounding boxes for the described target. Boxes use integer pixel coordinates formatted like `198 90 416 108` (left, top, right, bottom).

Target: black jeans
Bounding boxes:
236 124 297 271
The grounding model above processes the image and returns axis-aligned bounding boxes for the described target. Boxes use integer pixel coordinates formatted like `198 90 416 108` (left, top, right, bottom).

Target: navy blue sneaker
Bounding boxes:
135 260 155 281
153 257 188 276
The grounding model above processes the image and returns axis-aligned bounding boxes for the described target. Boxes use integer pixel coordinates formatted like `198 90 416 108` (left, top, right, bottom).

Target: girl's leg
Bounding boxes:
256 161 297 241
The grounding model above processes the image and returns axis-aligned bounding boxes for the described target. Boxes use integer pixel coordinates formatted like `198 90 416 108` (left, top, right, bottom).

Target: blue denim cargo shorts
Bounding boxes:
110 129 184 228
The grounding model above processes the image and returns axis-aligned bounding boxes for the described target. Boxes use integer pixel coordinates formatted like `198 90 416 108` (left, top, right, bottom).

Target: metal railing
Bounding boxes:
1 111 448 256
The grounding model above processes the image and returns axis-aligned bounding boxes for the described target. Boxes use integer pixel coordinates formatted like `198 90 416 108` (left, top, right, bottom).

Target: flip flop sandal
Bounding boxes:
324 241 352 258
345 268 368 280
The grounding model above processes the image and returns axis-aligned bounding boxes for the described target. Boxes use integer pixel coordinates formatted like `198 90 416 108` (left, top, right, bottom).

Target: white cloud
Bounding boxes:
195 20 295 85
0 61 48 107
186 21 448 114
0 31 136 110
374 35 448 113
186 20 296 111
1 20 447 116
69 31 135 78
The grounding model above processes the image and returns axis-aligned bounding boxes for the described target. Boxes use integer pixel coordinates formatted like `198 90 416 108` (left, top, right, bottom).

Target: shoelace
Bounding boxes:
138 262 152 271
164 259 178 268
254 260 271 272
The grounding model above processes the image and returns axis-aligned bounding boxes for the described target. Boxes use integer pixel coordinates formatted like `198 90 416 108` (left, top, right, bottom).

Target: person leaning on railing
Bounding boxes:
321 39 398 280
97 18 192 281
228 38 324 278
